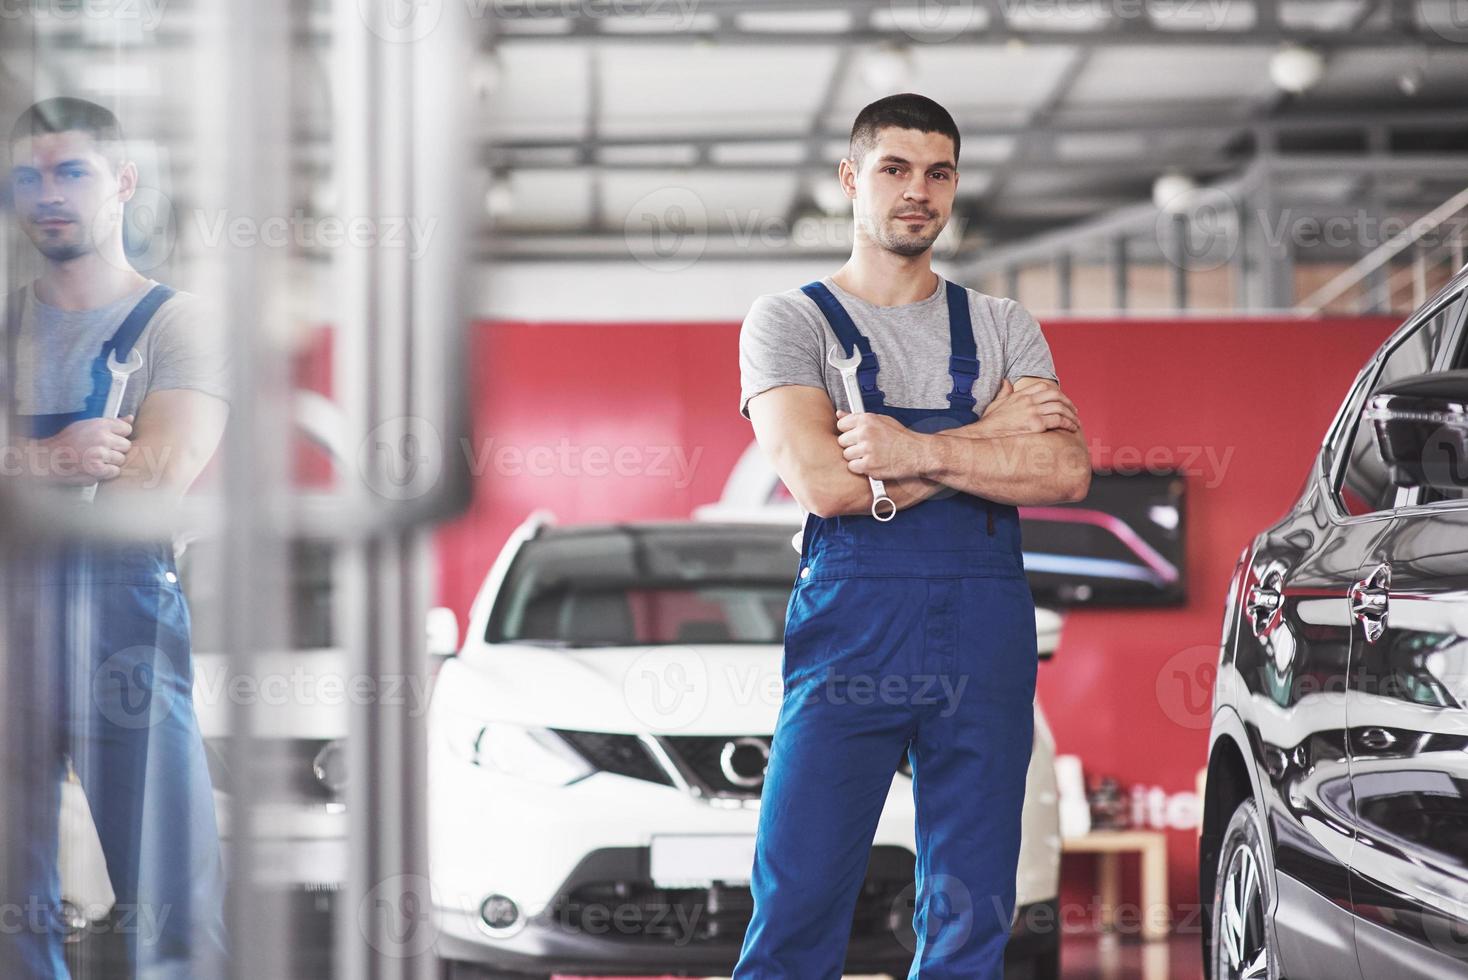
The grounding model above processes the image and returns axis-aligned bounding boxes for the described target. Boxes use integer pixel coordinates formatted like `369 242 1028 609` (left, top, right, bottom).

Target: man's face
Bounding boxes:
845 126 958 258
9 130 132 263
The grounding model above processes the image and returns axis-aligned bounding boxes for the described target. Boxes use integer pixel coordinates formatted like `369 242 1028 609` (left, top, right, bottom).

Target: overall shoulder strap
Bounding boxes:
83 283 178 417
799 281 886 408
943 280 979 413
102 283 176 361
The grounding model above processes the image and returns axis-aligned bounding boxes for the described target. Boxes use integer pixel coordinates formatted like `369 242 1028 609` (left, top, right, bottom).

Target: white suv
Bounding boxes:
429 512 1062 979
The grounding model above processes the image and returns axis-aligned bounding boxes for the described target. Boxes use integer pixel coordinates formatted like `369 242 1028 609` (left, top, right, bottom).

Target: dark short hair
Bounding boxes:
10 97 125 169
848 93 960 171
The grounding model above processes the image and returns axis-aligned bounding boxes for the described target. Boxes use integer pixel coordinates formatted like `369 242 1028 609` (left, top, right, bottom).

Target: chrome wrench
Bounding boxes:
827 343 896 522
80 348 143 504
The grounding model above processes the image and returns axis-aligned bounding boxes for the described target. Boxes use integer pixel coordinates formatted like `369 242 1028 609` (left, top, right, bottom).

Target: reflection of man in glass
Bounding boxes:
2 97 229 978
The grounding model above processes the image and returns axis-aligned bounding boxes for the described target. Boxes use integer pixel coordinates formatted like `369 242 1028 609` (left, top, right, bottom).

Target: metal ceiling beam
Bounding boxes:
7 1 1450 50
487 200 1139 243
7 22 1450 52
960 151 1468 281
490 0 1380 14
1266 154 1468 176
50 104 1468 170
587 47 605 229
786 45 857 227
469 154 1248 176
978 45 1098 215
491 26 1460 46
490 0 1457 47
963 166 1265 276
483 107 1468 167
471 151 1468 260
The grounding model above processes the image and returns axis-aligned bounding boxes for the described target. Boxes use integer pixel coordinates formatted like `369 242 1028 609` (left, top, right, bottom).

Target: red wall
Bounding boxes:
433 314 1398 928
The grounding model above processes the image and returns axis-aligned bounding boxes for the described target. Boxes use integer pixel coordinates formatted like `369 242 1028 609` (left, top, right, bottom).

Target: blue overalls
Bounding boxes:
1 284 229 979
732 280 1038 979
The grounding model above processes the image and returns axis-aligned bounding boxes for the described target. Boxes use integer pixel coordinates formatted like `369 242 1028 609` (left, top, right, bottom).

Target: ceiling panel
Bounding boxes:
599 171 801 232
1313 47 1468 100
597 44 838 138
1065 45 1279 104
494 169 596 231
600 144 702 166
1053 132 1153 159
1005 3 1112 31
869 4 993 37
481 43 591 140
1279 0 1373 30
734 9 856 33
1151 0 1259 32
711 141 809 165
830 44 1083 119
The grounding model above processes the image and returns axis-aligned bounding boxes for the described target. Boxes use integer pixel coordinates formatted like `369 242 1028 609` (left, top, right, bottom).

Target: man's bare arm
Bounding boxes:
95 388 229 506
917 378 1089 504
935 377 1090 503
920 426 1091 505
836 377 1092 506
747 384 944 519
945 376 1080 441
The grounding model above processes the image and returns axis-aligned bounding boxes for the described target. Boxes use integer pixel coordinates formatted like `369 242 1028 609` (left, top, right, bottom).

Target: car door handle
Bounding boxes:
1349 562 1391 643
1246 585 1282 618
1359 727 1397 751
1245 563 1287 637
1350 589 1388 618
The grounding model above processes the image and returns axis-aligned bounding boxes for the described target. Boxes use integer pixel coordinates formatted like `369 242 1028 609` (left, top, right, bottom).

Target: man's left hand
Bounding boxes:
835 409 930 480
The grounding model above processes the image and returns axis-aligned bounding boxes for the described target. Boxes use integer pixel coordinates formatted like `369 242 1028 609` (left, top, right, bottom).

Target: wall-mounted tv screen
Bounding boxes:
1019 470 1186 607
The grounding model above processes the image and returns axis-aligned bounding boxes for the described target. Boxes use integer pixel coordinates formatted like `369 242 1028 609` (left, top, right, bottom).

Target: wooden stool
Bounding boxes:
1061 829 1170 941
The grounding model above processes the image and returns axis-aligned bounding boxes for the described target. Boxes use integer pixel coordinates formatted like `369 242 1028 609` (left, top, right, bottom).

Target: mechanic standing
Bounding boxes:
1 98 230 978
732 94 1090 979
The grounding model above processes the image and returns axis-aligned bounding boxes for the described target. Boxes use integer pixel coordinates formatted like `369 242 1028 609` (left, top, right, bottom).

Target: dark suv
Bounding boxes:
1202 271 1468 980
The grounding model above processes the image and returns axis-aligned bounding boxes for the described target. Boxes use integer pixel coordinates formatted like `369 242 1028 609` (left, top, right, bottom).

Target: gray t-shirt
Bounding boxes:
738 274 1058 421
12 278 230 421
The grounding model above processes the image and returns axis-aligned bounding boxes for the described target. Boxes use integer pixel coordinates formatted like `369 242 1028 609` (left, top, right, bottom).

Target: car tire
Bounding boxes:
1210 797 1280 980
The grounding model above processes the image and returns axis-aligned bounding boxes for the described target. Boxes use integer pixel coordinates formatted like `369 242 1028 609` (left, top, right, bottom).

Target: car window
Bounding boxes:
487 528 800 647
1414 311 1468 507
1335 291 1466 517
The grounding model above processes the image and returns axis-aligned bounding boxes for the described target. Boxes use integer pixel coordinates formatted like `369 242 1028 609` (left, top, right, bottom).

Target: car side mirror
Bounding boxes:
426 606 460 659
1035 607 1062 662
1367 369 1468 491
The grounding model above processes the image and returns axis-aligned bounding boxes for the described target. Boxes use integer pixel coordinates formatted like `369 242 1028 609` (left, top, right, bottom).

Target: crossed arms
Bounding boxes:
15 388 228 508
746 377 1091 519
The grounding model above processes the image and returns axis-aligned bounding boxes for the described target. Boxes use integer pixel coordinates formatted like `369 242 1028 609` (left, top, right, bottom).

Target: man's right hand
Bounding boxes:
31 415 133 485
975 378 1079 437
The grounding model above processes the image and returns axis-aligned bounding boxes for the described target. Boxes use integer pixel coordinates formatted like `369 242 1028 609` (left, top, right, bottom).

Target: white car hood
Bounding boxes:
440 642 792 733
442 604 1061 736
443 643 788 735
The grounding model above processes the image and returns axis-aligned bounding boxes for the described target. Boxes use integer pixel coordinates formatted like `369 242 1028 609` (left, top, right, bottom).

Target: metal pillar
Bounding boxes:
1111 236 1128 314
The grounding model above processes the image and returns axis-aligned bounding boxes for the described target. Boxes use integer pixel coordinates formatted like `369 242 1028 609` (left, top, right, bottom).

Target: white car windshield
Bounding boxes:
487 525 799 647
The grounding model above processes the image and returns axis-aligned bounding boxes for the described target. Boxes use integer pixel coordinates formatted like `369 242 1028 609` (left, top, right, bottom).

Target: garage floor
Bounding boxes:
1054 933 1204 979
549 932 1205 980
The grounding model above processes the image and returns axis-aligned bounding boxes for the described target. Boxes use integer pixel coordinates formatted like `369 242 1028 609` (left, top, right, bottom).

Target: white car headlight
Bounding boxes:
443 714 593 786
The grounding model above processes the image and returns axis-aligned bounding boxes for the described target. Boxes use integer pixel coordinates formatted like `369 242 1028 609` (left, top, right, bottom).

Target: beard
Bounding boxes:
25 216 93 263
34 239 91 262
862 209 943 257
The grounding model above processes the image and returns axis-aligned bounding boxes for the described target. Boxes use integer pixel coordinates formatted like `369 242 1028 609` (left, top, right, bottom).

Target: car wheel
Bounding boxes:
1210 797 1280 980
